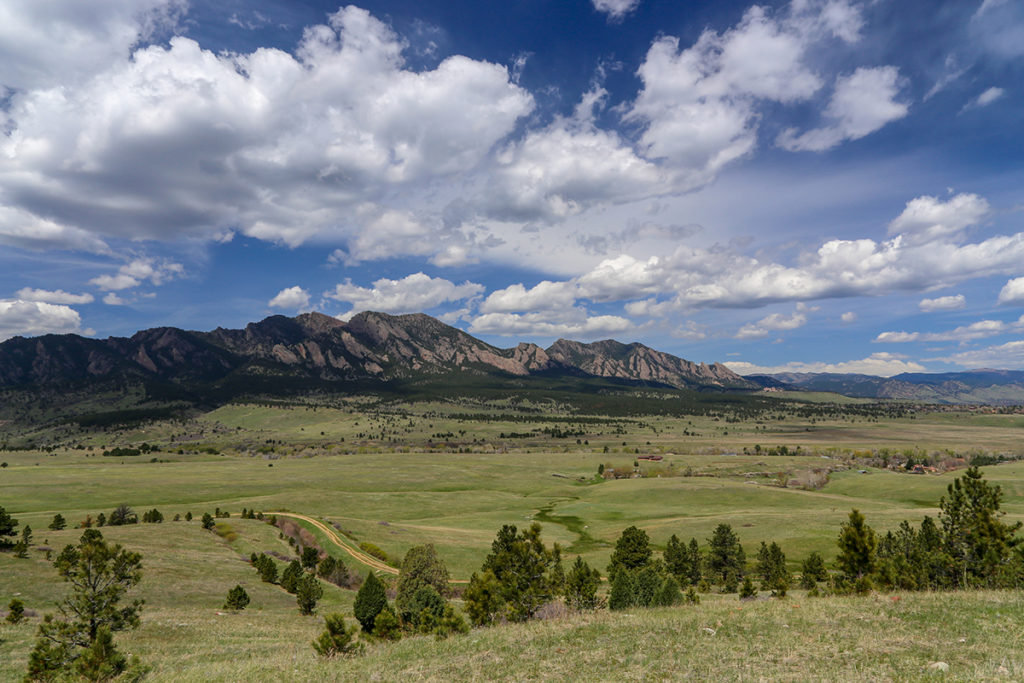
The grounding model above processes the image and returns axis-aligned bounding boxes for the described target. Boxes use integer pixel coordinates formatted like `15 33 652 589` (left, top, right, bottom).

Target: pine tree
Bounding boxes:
739 575 757 600
224 585 250 611
608 569 635 610
0 506 22 544
654 576 682 606
481 523 560 622
296 574 324 615
49 514 67 531
201 512 215 530
370 604 401 640
301 546 320 571
687 538 702 585
312 614 362 658
707 523 745 587
664 534 689 584
564 556 601 610
396 544 451 624
25 529 143 680
607 526 652 581
800 552 828 589
353 572 388 632
6 598 25 624
280 560 303 593
837 509 877 586
463 571 504 627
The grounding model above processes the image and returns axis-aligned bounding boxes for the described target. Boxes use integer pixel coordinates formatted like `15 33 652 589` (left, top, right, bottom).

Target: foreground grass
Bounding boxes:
3 589 1022 681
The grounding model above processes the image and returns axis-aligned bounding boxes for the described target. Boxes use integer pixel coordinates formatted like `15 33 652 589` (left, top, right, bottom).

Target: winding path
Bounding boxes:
269 511 398 575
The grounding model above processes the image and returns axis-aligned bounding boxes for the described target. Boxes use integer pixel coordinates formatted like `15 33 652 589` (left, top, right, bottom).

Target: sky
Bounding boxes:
1 0 1023 376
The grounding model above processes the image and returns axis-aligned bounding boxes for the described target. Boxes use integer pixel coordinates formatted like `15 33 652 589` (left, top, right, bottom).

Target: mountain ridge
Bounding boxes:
0 310 754 393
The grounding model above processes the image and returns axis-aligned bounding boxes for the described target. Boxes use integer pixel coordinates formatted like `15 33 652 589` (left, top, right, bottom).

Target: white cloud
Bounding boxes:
480 281 578 314
0 6 533 250
468 311 632 339
592 0 641 21
875 315 1024 343
627 5 826 185
888 193 989 244
735 305 811 339
0 299 84 340
268 286 311 311
89 258 183 291
934 340 1024 369
998 277 1024 305
840 311 857 323
102 292 129 306
725 352 926 377
325 272 483 315
14 287 94 304
0 0 184 91
778 66 908 151
972 87 1005 108
919 294 966 312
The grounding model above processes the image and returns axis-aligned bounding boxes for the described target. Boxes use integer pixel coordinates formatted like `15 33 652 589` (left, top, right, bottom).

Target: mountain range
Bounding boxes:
2 311 1022 406
0 311 754 395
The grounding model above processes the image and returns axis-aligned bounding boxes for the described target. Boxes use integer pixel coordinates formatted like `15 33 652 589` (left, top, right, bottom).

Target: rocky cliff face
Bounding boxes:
0 311 754 391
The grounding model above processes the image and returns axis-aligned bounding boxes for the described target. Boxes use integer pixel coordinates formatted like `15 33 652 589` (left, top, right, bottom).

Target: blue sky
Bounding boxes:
2 0 1024 375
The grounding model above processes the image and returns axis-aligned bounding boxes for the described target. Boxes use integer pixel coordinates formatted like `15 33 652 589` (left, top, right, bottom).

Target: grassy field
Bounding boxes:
2 400 1024 680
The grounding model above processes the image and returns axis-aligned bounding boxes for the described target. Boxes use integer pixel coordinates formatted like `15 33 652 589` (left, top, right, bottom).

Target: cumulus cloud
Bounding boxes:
778 66 908 151
592 0 641 21
0 6 533 250
102 292 129 306
89 258 183 291
935 340 1024 369
468 311 632 338
735 305 812 339
627 5 825 186
480 280 578 314
0 299 84 340
840 311 857 323
875 315 1024 343
997 277 1024 305
888 193 989 244
325 272 483 315
268 286 311 311
919 294 966 312
14 288 94 304
725 352 926 377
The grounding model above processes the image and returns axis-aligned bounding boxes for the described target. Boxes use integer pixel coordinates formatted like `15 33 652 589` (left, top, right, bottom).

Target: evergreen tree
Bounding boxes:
108 504 136 526
96 513 106 527
296 574 324 615
633 565 663 607
405 585 446 632
608 569 635 611
706 523 745 587
6 598 25 624
256 555 278 584
654 576 682 606
312 614 362 658
481 523 560 622
463 571 504 627
799 552 828 589
607 526 652 581
564 556 601 610
224 585 250 611
184 512 192 522
739 575 757 600
201 513 215 530
664 534 690 584
49 514 67 531
21 524 33 548
687 538 702 585
370 604 401 640
280 560 303 593
431 604 470 638
317 555 350 587
301 546 320 571
396 544 451 624
25 529 143 680
837 509 877 585
939 466 1022 587
353 572 388 632
756 542 790 595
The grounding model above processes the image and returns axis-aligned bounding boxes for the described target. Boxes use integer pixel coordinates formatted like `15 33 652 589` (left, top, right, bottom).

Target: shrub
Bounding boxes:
684 586 700 605
370 604 401 640
223 585 250 611
353 572 388 632
312 614 363 658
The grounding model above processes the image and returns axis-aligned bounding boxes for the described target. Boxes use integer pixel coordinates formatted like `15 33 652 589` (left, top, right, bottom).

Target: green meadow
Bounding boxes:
2 401 1024 680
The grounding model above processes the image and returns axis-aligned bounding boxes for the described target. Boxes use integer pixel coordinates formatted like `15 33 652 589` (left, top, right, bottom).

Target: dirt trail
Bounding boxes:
269 511 398 575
